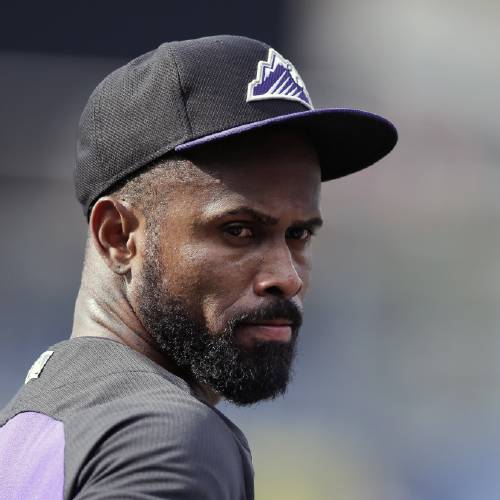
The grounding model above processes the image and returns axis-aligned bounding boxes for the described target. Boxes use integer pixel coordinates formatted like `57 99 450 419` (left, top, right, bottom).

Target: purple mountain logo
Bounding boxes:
247 48 313 109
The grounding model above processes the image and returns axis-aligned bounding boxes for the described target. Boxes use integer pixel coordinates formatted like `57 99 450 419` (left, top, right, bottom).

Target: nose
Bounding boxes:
253 245 304 299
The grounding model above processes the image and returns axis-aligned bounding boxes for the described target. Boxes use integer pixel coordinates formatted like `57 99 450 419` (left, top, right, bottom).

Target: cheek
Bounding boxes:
164 243 258 330
201 268 253 331
201 258 259 332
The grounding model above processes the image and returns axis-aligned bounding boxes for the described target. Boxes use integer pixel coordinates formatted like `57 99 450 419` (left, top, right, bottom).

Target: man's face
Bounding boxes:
134 129 322 405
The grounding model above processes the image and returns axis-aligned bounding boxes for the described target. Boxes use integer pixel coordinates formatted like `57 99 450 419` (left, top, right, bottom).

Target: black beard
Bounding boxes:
136 247 302 406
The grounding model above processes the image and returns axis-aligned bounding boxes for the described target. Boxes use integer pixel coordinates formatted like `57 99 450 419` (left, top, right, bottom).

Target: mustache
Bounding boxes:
226 299 303 331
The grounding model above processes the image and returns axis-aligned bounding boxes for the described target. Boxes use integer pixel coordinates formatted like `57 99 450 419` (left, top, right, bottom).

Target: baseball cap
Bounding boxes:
75 35 398 217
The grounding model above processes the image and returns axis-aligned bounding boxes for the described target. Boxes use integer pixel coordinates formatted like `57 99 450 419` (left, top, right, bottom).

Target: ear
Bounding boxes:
89 197 141 275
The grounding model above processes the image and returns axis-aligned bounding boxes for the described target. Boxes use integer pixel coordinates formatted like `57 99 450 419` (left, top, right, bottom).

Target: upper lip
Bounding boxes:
243 319 293 326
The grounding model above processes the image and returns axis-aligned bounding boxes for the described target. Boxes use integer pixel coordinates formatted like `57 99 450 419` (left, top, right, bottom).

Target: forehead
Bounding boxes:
177 128 322 213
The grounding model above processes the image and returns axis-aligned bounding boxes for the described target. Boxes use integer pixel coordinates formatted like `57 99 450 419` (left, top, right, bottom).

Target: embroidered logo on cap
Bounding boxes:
247 48 313 109
25 350 54 384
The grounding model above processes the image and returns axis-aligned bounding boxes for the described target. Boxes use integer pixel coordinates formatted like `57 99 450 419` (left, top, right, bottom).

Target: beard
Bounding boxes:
135 242 302 406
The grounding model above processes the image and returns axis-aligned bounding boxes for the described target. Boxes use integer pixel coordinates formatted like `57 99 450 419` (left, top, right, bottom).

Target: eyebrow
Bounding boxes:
213 206 323 229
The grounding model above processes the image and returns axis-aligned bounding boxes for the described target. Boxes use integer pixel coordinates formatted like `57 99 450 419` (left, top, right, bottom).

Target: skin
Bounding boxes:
71 128 323 406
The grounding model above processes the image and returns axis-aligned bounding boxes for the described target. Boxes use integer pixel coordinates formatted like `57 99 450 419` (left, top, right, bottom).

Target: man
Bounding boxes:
0 35 397 499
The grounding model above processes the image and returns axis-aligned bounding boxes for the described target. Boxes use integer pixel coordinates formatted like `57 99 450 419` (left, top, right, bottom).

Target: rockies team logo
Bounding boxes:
246 48 313 109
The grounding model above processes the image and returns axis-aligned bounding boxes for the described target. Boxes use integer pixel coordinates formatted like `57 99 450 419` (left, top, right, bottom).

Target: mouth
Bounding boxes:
235 318 294 348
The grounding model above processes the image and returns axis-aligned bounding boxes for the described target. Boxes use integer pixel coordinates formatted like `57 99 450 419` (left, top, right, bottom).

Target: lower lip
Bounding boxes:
237 324 292 344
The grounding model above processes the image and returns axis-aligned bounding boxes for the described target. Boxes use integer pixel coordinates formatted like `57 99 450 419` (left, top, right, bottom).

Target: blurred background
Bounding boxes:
1 1 499 498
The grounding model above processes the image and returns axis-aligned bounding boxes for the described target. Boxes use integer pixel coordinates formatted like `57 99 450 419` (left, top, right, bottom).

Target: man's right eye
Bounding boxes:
224 224 254 238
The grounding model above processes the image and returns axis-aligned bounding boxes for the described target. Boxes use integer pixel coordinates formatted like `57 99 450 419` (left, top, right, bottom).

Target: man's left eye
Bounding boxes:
286 227 312 241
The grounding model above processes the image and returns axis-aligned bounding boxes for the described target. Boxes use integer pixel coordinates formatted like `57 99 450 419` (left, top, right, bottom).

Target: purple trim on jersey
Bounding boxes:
175 108 393 151
0 412 64 500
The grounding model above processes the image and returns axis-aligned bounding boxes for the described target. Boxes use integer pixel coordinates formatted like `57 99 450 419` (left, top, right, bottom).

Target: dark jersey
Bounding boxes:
0 337 254 499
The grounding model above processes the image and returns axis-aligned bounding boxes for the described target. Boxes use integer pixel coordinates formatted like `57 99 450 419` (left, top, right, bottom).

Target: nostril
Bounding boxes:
264 285 283 297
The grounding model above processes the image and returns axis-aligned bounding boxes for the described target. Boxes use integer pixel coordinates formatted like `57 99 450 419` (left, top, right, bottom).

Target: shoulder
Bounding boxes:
70 374 249 500
68 372 251 499
65 366 241 454
5 340 253 498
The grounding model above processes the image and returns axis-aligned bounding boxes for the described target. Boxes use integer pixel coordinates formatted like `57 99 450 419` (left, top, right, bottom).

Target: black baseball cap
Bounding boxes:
75 35 398 217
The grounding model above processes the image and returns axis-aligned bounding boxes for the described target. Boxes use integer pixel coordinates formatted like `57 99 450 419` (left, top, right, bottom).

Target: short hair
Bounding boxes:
84 153 195 266
112 154 193 225
87 153 197 231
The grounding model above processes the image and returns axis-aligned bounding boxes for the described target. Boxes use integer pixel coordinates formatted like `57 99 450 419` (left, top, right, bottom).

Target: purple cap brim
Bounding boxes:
175 108 398 181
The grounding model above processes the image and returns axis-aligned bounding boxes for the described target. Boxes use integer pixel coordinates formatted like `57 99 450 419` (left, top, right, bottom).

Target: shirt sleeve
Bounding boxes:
71 405 247 500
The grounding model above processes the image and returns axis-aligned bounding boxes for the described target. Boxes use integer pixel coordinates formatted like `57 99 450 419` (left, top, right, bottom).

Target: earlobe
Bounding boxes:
89 197 140 275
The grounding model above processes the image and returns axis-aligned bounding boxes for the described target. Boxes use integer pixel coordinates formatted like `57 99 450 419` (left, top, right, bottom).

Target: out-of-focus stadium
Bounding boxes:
1 1 499 498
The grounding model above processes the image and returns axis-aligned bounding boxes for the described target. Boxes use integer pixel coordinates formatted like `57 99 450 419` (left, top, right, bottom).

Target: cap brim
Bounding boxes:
175 108 398 181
